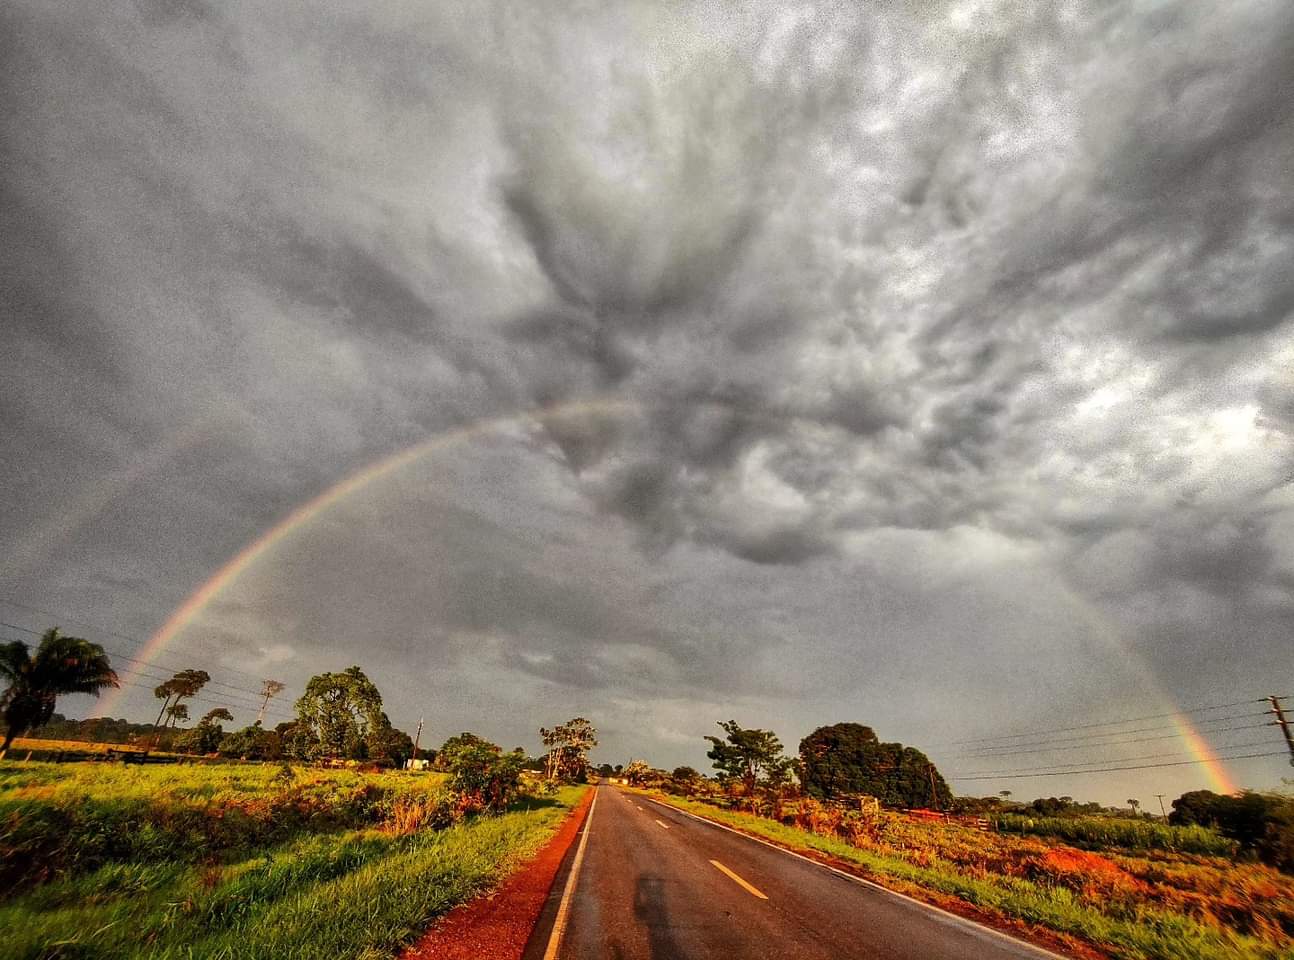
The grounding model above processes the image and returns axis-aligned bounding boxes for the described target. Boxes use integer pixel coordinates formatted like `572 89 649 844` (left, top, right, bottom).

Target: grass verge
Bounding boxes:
2 761 585 960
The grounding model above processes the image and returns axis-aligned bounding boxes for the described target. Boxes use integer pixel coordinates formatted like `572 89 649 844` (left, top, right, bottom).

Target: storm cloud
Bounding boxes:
2 0 1292 802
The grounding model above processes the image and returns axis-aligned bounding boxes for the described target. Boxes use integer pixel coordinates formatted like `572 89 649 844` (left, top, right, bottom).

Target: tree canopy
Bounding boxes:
293 666 386 760
798 722 951 809
540 717 598 781
705 720 793 800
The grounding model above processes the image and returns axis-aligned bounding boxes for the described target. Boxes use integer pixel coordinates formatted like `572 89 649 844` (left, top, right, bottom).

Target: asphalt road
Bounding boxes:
526 785 1064 960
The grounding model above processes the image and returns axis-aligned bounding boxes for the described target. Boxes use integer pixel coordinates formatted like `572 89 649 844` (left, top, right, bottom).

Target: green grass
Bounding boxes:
650 794 1290 960
992 814 1236 856
1 760 586 960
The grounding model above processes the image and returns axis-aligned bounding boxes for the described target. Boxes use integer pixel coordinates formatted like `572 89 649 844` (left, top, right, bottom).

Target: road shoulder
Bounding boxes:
403 787 595 960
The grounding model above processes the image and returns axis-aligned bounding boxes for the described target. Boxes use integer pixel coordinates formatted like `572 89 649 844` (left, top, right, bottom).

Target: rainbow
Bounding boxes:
92 398 1244 794
1171 711 1239 795
93 397 635 717
1051 583 1239 795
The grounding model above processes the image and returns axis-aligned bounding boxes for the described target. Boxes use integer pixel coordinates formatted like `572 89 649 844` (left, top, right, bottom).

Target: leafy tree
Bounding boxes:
257 679 286 724
202 707 234 725
0 629 118 756
672 766 700 781
293 666 385 759
623 759 651 784
1128 798 1140 815
165 702 190 728
540 717 598 781
444 737 524 811
798 722 951 809
365 712 415 766
705 720 793 805
1171 789 1294 869
436 732 492 771
174 707 235 755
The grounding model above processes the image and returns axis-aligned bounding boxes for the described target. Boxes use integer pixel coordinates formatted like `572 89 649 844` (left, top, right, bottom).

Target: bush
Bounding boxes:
447 743 524 812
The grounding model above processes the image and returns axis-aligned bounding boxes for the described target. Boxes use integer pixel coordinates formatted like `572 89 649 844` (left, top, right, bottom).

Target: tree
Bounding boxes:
174 707 234 755
165 702 190 728
999 790 1012 800
442 736 524 812
0 628 118 756
293 666 385 760
539 717 599 781
1128 798 1140 815
672 766 700 782
365 712 415 767
705 720 792 806
624 759 652 784
153 669 210 741
219 722 281 760
436 732 493 771
798 723 951 809
1170 789 1294 869
257 679 286 724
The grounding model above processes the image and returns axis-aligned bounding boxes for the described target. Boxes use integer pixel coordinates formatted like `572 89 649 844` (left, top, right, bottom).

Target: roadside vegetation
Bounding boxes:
630 718 1294 960
1 761 584 960
1 634 600 960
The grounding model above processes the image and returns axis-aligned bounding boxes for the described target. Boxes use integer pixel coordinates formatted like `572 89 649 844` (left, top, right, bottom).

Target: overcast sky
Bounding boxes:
2 0 1292 805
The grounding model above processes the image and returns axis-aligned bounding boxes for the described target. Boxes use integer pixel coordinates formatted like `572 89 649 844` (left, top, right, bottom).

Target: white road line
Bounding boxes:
648 798 1067 960
654 818 670 829
542 789 599 960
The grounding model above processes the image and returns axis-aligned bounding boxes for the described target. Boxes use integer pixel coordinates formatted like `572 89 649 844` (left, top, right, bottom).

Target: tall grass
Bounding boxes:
0 764 452 887
1 760 585 960
993 814 1237 856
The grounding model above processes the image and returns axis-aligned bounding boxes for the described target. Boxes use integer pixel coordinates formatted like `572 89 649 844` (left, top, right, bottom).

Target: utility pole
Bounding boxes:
1269 696 1294 768
1155 794 1167 819
412 717 424 765
928 764 941 812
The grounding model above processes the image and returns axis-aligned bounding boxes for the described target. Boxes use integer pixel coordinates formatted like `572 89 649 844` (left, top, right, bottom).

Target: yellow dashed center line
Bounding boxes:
709 859 768 900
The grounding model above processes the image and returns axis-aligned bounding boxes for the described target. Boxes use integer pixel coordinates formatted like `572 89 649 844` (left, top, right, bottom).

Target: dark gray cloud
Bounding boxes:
2 0 1292 803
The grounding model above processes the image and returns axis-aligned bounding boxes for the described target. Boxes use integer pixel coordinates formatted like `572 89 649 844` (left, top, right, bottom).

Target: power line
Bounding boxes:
0 620 287 706
948 751 1288 781
957 741 1277 777
958 717 1272 758
956 723 1273 760
0 625 294 722
945 698 1272 746
106 675 294 721
0 596 273 685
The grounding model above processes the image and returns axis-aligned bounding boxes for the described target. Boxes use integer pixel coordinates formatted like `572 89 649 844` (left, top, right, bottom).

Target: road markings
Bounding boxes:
709 859 769 900
542 789 599 960
654 818 670 829
649 799 1064 960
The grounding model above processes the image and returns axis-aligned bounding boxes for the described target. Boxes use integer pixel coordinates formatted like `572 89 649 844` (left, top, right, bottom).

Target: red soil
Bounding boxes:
402 789 594 960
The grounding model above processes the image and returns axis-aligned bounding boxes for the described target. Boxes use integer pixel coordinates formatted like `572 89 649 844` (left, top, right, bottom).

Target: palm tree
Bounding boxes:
0 628 118 757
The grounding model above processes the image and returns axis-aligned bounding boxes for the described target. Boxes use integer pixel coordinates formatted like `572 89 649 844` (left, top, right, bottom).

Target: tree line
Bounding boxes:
696 719 952 810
